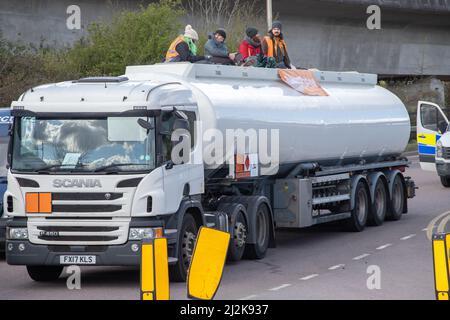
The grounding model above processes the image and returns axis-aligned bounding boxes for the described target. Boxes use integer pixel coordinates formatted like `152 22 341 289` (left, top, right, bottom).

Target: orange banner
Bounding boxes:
278 69 328 96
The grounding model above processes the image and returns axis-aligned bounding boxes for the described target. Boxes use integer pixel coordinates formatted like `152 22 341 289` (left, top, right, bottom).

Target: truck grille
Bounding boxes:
443 147 450 159
48 192 128 215
28 219 129 245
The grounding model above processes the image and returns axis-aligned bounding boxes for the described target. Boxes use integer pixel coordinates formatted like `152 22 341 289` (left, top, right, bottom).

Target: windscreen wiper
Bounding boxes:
35 163 87 173
94 163 149 173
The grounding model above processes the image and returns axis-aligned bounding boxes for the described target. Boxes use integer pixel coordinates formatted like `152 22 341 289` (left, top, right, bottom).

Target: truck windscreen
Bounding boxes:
11 117 156 173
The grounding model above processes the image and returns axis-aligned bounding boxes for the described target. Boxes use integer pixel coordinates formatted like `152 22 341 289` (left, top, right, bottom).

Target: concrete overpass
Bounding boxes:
0 0 449 77
277 0 450 76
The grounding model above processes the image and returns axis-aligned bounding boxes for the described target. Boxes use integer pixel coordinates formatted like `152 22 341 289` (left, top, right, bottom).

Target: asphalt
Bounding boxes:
0 156 447 300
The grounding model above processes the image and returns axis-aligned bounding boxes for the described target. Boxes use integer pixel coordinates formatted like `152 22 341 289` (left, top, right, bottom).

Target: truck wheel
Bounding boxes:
346 181 369 232
170 213 198 282
26 266 63 282
228 210 247 262
386 175 405 221
440 176 450 188
368 179 388 226
245 204 270 260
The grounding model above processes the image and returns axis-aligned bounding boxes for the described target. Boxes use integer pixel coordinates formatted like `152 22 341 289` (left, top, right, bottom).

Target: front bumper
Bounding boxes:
5 217 178 266
0 218 7 252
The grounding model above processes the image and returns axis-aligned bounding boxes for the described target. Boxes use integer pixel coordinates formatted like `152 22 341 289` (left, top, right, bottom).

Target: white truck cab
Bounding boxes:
417 100 450 186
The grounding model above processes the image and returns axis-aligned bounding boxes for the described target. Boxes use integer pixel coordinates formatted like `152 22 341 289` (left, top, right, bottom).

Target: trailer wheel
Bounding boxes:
170 213 198 282
368 179 388 226
227 210 247 262
387 175 405 221
346 181 369 232
440 176 450 188
26 266 63 282
245 204 270 259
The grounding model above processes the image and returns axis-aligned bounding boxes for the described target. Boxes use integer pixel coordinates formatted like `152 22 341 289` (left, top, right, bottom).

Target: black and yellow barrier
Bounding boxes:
187 227 231 300
432 233 450 300
141 238 170 300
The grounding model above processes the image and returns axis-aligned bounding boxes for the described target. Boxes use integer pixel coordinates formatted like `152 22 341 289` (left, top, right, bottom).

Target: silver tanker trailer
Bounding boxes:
5 63 416 282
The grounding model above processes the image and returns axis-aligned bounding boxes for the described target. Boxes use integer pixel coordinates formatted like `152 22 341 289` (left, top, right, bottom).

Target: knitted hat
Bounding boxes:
215 28 227 39
246 27 258 38
184 25 199 41
272 20 282 31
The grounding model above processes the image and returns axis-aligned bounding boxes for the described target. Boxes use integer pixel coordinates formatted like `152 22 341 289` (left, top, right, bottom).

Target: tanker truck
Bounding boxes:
4 63 416 282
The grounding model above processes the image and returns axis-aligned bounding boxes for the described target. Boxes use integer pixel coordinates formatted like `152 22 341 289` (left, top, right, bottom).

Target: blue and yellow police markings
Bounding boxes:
418 133 441 162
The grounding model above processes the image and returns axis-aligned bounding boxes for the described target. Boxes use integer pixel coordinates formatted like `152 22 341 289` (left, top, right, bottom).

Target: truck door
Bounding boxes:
417 101 449 171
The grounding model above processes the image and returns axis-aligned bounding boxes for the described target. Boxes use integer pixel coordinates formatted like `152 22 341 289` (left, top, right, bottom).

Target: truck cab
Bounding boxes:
0 108 12 252
416 100 450 186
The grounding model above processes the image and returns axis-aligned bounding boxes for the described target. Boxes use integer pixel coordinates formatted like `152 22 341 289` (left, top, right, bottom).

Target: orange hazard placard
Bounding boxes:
278 69 328 96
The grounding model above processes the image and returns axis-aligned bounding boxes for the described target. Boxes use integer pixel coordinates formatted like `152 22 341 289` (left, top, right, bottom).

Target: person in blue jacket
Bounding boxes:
204 29 238 65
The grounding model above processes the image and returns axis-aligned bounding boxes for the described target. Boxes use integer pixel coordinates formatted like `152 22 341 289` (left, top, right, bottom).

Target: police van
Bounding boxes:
0 109 12 251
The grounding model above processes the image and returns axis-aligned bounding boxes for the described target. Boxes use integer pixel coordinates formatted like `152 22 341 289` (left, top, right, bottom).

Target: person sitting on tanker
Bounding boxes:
165 25 206 63
261 21 292 69
239 27 262 66
204 29 238 65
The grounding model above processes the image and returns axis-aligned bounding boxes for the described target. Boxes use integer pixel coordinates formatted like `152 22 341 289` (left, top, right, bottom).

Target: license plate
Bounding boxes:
59 255 96 265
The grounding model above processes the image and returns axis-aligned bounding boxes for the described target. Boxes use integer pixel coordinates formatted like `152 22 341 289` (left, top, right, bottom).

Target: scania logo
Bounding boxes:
53 179 102 188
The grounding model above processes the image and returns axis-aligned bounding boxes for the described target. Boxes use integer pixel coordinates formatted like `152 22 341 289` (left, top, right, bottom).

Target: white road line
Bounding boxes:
401 234 416 240
422 228 428 232
328 264 345 270
300 274 319 281
240 294 258 300
353 253 370 260
268 284 292 291
376 243 392 250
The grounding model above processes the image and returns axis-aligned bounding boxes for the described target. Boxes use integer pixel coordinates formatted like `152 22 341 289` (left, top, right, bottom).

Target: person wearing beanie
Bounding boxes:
204 28 237 65
261 20 292 69
165 25 206 63
239 27 262 64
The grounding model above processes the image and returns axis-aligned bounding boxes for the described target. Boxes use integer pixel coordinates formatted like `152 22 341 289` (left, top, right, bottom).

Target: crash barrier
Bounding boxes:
141 238 170 300
141 227 230 300
187 227 231 300
432 233 450 300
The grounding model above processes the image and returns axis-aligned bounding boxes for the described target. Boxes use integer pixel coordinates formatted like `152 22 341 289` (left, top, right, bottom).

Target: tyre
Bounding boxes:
346 181 369 232
368 178 388 226
244 204 270 260
26 266 63 282
227 210 247 262
169 213 198 282
386 174 405 221
440 176 450 188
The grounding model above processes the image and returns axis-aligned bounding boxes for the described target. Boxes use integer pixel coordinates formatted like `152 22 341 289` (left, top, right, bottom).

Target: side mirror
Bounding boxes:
438 121 448 135
137 118 154 131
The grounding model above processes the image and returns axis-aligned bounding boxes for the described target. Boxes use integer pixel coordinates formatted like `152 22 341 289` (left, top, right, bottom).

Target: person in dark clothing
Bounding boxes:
165 25 206 63
261 21 292 69
204 29 237 65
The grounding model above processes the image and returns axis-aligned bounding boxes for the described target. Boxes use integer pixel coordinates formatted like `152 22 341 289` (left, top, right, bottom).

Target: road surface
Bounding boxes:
0 156 447 300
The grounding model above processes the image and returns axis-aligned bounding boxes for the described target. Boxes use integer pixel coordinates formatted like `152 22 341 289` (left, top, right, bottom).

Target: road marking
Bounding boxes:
422 228 428 232
300 274 319 281
426 210 450 241
401 234 416 240
328 264 345 270
240 294 258 300
268 284 292 291
353 253 370 260
376 243 392 250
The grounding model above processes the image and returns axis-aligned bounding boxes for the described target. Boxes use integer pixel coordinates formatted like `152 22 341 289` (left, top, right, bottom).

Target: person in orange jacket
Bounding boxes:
261 21 292 69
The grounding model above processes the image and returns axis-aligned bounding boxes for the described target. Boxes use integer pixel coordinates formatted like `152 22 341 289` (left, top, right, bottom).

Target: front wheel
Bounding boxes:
169 213 198 282
26 265 63 282
440 176 450 188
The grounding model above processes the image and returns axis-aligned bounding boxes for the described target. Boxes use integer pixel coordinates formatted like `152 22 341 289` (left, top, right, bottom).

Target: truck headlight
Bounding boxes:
129 227 163 240
7 227 28 240
436 140 443 158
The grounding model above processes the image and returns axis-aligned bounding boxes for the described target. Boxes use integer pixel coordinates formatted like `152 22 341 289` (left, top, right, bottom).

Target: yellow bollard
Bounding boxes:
187 227 231 300
140 238 170 300
432 233 450 300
